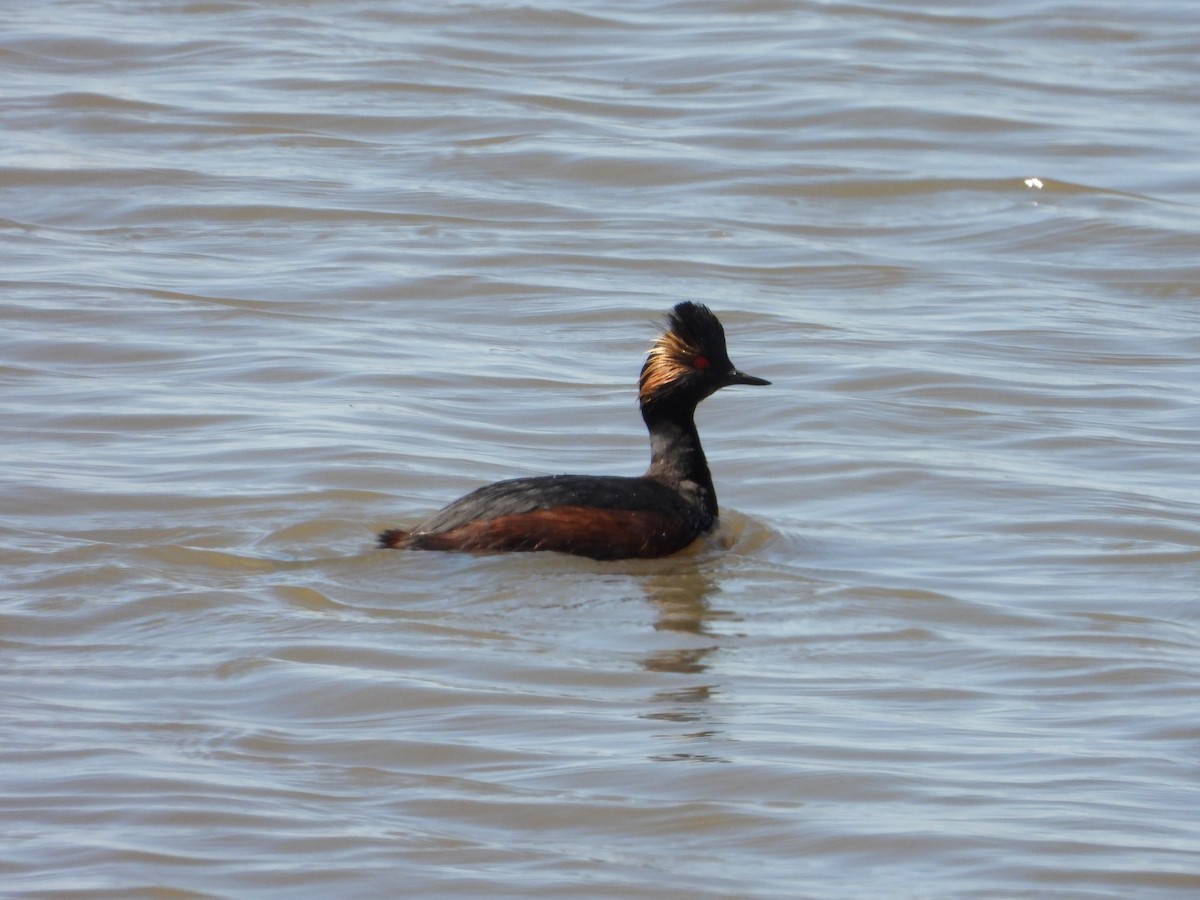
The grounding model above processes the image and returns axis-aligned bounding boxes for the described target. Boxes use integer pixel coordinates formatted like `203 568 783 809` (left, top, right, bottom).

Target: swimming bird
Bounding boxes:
378 302 769 559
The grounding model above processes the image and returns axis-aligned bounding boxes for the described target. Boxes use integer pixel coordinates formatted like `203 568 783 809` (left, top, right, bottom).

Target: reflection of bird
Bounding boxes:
379 302 769 560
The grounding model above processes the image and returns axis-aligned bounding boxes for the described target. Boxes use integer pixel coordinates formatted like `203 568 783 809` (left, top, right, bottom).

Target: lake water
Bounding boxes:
3 1 1199 897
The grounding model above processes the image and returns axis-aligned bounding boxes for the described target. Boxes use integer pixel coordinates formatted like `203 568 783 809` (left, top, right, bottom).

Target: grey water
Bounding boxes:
4 1 1199 896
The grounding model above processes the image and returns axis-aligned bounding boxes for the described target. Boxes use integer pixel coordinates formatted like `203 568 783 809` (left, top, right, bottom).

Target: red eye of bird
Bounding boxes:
693 355 710 369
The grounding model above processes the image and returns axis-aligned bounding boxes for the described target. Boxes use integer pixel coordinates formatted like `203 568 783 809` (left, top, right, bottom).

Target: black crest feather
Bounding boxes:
665 302 727 357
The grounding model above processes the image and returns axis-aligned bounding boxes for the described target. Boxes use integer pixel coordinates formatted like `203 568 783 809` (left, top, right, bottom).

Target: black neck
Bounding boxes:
642 406 718 521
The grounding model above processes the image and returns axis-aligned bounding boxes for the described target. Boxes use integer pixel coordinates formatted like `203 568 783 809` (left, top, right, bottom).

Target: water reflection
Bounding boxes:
642 569 720 675
637 568 730 761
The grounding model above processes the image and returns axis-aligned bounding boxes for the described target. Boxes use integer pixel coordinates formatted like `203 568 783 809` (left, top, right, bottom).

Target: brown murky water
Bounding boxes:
4 2 1199 896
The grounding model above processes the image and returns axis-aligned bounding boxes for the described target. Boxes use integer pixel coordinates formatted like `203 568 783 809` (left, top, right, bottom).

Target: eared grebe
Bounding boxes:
378 302 769 560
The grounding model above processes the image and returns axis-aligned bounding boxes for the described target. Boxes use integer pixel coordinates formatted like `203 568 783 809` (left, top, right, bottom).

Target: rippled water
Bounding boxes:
4 1 1199 896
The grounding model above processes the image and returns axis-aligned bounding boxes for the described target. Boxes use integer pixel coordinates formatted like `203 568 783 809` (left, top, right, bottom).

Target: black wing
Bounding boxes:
413 474 699 535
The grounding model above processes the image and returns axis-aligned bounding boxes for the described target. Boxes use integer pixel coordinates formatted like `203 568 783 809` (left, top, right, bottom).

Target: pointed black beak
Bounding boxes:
725 369 771 387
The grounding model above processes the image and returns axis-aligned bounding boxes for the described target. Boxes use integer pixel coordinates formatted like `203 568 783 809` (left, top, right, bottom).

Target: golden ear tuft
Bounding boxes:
639 328 701 405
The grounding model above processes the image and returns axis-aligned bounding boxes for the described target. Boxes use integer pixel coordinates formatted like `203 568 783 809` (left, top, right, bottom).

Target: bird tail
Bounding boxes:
377 528 410 549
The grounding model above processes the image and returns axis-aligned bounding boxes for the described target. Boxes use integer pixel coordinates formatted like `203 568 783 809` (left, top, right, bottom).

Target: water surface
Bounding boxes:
3 1 1199 896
